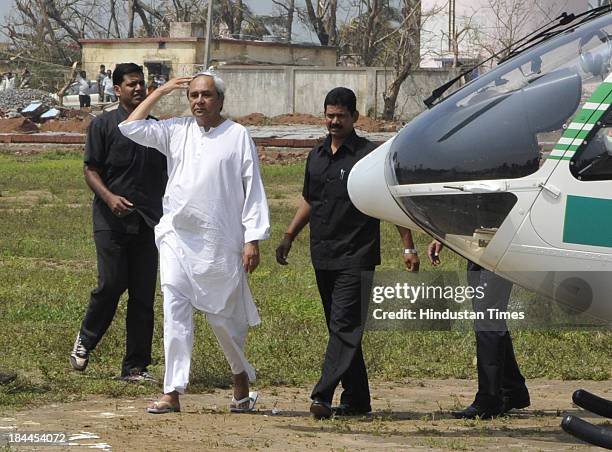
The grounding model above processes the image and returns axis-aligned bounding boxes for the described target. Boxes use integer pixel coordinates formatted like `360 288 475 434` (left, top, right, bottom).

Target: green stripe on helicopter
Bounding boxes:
548 84 612 160
560 129 590 140
564 195 612 247
586 81 612 102
572 111 603 124
547 155 573 160
551 143 580 152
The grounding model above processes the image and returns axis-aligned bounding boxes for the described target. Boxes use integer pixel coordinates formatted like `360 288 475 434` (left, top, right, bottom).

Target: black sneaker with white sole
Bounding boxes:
70 333 90 371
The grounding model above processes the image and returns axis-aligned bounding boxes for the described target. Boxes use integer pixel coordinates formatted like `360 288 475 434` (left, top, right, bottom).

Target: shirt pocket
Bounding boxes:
108 135 135 166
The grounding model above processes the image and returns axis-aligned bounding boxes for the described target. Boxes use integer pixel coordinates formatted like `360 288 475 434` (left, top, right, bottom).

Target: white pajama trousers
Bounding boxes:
159 239 256 395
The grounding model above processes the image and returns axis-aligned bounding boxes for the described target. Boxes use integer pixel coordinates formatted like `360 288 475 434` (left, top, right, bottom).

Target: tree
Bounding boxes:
271 0 296 41
381 0 421 120
219 0 244 37
300 0 338 46
338 1 404 66
472 0 557 61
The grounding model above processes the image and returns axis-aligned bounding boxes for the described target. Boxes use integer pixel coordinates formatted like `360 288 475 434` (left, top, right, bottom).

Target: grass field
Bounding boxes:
0 149 609 410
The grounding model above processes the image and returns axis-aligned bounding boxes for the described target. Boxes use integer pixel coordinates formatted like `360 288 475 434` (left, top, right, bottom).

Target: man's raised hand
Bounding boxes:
156 76 193 95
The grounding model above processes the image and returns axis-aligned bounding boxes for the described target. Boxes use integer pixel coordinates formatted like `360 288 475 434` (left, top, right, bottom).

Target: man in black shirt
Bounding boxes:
276 87 419 419
70 63 167 381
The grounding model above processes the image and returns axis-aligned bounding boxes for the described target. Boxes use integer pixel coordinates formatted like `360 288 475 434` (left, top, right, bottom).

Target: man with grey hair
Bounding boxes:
118 72 270 414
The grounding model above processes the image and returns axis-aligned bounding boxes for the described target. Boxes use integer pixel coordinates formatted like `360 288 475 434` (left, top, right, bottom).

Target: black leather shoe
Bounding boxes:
333 403 371 416
310 399 332 419
502 392 530 413
453 404 504 420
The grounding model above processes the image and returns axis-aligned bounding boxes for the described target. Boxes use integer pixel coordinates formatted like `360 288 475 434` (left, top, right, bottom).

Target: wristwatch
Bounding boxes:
403 248 418 255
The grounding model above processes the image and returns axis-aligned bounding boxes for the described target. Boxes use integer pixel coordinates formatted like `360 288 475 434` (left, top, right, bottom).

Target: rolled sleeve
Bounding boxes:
241 132 270 243
119 119 170 156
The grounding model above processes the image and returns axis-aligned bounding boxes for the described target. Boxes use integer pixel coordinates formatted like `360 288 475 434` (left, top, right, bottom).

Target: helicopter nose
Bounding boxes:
347 138 421 231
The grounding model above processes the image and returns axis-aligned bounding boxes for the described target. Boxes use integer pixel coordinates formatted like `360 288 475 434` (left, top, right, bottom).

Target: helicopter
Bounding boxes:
347 5 612 448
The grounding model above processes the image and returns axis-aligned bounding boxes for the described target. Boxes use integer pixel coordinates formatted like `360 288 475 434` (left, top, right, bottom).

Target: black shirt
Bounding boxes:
84 105 167 234
303 130 380 270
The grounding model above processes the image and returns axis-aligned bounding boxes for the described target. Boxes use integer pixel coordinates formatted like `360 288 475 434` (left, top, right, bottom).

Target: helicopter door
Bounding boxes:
530 88 612 255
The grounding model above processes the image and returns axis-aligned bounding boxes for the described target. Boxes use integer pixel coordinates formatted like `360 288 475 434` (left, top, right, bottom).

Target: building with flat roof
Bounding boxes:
79 22 337 80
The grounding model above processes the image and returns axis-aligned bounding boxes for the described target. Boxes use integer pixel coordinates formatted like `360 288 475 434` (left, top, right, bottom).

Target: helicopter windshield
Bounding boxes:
387 12 612 255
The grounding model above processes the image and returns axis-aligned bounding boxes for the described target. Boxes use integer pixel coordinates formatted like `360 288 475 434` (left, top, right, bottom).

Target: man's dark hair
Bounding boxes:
112 63 143 86
324 87 357 113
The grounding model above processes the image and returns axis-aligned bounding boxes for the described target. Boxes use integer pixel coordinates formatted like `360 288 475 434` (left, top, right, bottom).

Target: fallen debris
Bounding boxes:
0 89 57 113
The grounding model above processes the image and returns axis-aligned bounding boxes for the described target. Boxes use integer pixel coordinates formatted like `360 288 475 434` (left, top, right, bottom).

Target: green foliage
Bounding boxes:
0 153 609 410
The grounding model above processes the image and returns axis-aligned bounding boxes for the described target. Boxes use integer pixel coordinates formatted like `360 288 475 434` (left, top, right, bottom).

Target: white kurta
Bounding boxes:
119 117 269 326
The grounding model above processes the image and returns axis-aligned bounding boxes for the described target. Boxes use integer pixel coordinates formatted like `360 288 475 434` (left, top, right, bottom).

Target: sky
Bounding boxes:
0 1 297 26
0 0 318 43
0 0 12 20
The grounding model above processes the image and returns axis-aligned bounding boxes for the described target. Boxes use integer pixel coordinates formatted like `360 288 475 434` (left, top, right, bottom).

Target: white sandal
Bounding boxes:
230 391 258 413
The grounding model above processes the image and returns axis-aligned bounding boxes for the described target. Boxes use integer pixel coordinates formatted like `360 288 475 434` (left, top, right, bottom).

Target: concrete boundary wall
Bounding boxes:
154 65 455 120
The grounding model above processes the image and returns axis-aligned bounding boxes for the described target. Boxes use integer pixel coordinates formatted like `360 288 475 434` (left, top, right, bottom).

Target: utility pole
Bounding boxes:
448 0 456 53
448 0 458 67
204 0 214 69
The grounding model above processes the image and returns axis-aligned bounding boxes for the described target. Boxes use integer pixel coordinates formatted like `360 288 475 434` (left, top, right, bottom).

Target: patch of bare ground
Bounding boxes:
265 182 302 208
1 379 608 451
258 148 308 165
0 190 86 212
0 190 55 205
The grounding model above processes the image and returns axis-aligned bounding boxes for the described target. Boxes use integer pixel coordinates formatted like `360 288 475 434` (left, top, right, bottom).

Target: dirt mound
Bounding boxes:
235 112 399 132
60 109 93 119
235 112 269 126
40 117 92 133
270 113 321 126
356 115 400 132
0 118 39 133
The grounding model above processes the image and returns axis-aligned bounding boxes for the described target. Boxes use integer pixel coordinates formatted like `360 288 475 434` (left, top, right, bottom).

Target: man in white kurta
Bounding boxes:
118 72 269 413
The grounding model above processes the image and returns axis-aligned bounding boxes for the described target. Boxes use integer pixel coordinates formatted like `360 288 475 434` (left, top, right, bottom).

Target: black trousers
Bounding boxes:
80 226 158 376
310 267 374 409
79 94 91 108
467 261 528 408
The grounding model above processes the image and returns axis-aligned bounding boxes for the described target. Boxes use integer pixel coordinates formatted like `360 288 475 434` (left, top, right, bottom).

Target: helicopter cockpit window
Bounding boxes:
571 123 612 181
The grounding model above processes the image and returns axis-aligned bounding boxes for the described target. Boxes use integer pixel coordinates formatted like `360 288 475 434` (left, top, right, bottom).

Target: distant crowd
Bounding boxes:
76 64 167 109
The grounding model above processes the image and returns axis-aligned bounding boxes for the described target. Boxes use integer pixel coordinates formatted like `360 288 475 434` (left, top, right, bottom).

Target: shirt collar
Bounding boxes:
318 129 359 155
198 118 227 135
117 104 129 121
